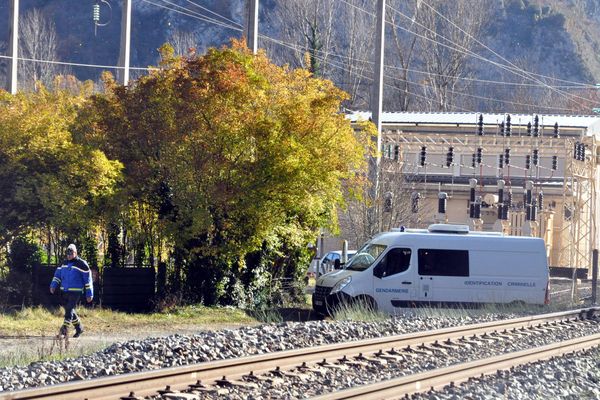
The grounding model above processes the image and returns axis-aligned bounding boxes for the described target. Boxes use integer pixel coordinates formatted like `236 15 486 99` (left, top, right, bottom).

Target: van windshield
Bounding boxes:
345 243 387 271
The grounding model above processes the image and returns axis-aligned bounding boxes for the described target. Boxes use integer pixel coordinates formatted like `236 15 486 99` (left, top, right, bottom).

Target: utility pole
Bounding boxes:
117 0 132 85
371 0 386 150
245 0 259 54
6 0 19 94
367 0 386 234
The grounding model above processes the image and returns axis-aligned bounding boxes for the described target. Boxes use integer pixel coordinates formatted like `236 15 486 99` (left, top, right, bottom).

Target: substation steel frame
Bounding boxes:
380 130 598 270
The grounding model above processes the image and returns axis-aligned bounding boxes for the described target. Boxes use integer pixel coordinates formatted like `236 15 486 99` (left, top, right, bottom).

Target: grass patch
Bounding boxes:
0 336 109 368
331 300 388 322
246 308 284 324
0 305 257 337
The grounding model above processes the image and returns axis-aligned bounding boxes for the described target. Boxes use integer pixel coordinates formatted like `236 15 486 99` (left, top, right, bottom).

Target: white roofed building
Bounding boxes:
346 111 600 273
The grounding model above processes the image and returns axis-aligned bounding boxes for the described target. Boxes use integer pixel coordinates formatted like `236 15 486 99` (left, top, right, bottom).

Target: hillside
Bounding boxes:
0 0 598 112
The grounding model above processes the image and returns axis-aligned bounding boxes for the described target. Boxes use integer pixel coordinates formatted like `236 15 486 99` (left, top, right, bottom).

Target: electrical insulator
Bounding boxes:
420 146 427 166
505 115 511 137
551 155 557 170
504 148 510 165
574 142 580 160
531 199 537 220
506 191 512 207
393 145 399 161
538 192 544 211
526 122 532 136
499 121 505 136
438 192 447 214
553 122 559 138
476 147 482 164
502 204 509 220
446 147 454 168
471 153 476 168
477 114 484 136
533 115 539 137
384 192 393 212
474 198 482 219
93 3 100 22
580 143 586 161
498 154 504 169
525 154 531 170
532 149 539 166
411 192 420 214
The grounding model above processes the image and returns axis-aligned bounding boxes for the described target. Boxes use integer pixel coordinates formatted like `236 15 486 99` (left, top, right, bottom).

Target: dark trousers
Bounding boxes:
62 292 82 329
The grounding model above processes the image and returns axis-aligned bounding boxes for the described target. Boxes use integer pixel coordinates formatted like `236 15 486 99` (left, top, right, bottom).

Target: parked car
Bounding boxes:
318 250 357 275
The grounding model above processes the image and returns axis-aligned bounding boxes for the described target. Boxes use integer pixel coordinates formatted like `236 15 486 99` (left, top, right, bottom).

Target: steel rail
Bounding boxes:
314 332 600 399
2 307 598 400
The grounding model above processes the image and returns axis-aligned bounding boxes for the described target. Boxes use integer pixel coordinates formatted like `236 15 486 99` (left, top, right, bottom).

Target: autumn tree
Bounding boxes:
77 41 373 305
0 84 122 260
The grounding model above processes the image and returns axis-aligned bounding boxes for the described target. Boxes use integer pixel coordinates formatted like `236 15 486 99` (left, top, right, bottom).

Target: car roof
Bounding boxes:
327 250 357 255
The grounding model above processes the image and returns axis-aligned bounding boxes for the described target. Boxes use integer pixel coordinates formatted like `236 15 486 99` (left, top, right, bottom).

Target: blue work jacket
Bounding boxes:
50 257 93 298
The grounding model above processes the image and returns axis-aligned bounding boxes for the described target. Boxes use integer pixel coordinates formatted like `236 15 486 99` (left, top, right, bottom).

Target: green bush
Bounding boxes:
4 235 43 305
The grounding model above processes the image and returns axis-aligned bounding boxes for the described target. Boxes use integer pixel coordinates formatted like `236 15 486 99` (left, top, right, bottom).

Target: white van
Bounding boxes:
313 224 549 315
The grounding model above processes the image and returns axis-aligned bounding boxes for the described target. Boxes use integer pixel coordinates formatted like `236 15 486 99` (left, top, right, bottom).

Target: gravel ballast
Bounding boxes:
162 318 600 399
0 311 521 392
410 346 600 400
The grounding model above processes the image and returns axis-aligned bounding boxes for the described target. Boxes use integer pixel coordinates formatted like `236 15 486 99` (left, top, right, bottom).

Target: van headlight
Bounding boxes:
331 276 352 294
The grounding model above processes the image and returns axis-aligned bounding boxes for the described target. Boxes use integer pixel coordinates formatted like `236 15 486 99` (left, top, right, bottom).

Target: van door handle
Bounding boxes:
401 281 412 285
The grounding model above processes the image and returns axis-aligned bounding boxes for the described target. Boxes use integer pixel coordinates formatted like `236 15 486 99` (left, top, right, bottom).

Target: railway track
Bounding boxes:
2 307 599 400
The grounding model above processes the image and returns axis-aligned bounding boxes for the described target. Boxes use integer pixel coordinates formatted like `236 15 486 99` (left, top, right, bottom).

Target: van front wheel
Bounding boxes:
352 295 378 312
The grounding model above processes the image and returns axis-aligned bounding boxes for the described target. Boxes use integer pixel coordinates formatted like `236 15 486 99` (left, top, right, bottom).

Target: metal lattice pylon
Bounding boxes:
558 137 597 270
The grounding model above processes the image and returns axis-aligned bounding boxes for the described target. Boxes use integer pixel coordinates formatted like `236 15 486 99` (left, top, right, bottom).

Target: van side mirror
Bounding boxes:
333 259 341 269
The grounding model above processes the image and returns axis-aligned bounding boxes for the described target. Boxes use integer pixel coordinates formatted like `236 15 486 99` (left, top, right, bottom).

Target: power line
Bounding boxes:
260 34 476 112
141 0 242 32
382 1 595 108
0 54 156 71
417 0 597 89
182 0 242 28
158 0 240 30
1 0 593 113
260 26 576 112
338 0 594 108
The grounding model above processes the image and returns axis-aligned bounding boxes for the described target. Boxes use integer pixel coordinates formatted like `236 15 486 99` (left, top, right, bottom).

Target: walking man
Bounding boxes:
50 244 93 338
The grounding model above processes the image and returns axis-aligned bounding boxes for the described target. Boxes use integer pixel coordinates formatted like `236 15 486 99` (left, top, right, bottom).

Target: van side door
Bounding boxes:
372 248 413 313
417 249 469 303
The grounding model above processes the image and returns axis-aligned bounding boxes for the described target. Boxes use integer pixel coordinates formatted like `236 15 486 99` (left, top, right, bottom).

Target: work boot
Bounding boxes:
58 326 67 338
73 326 84 338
